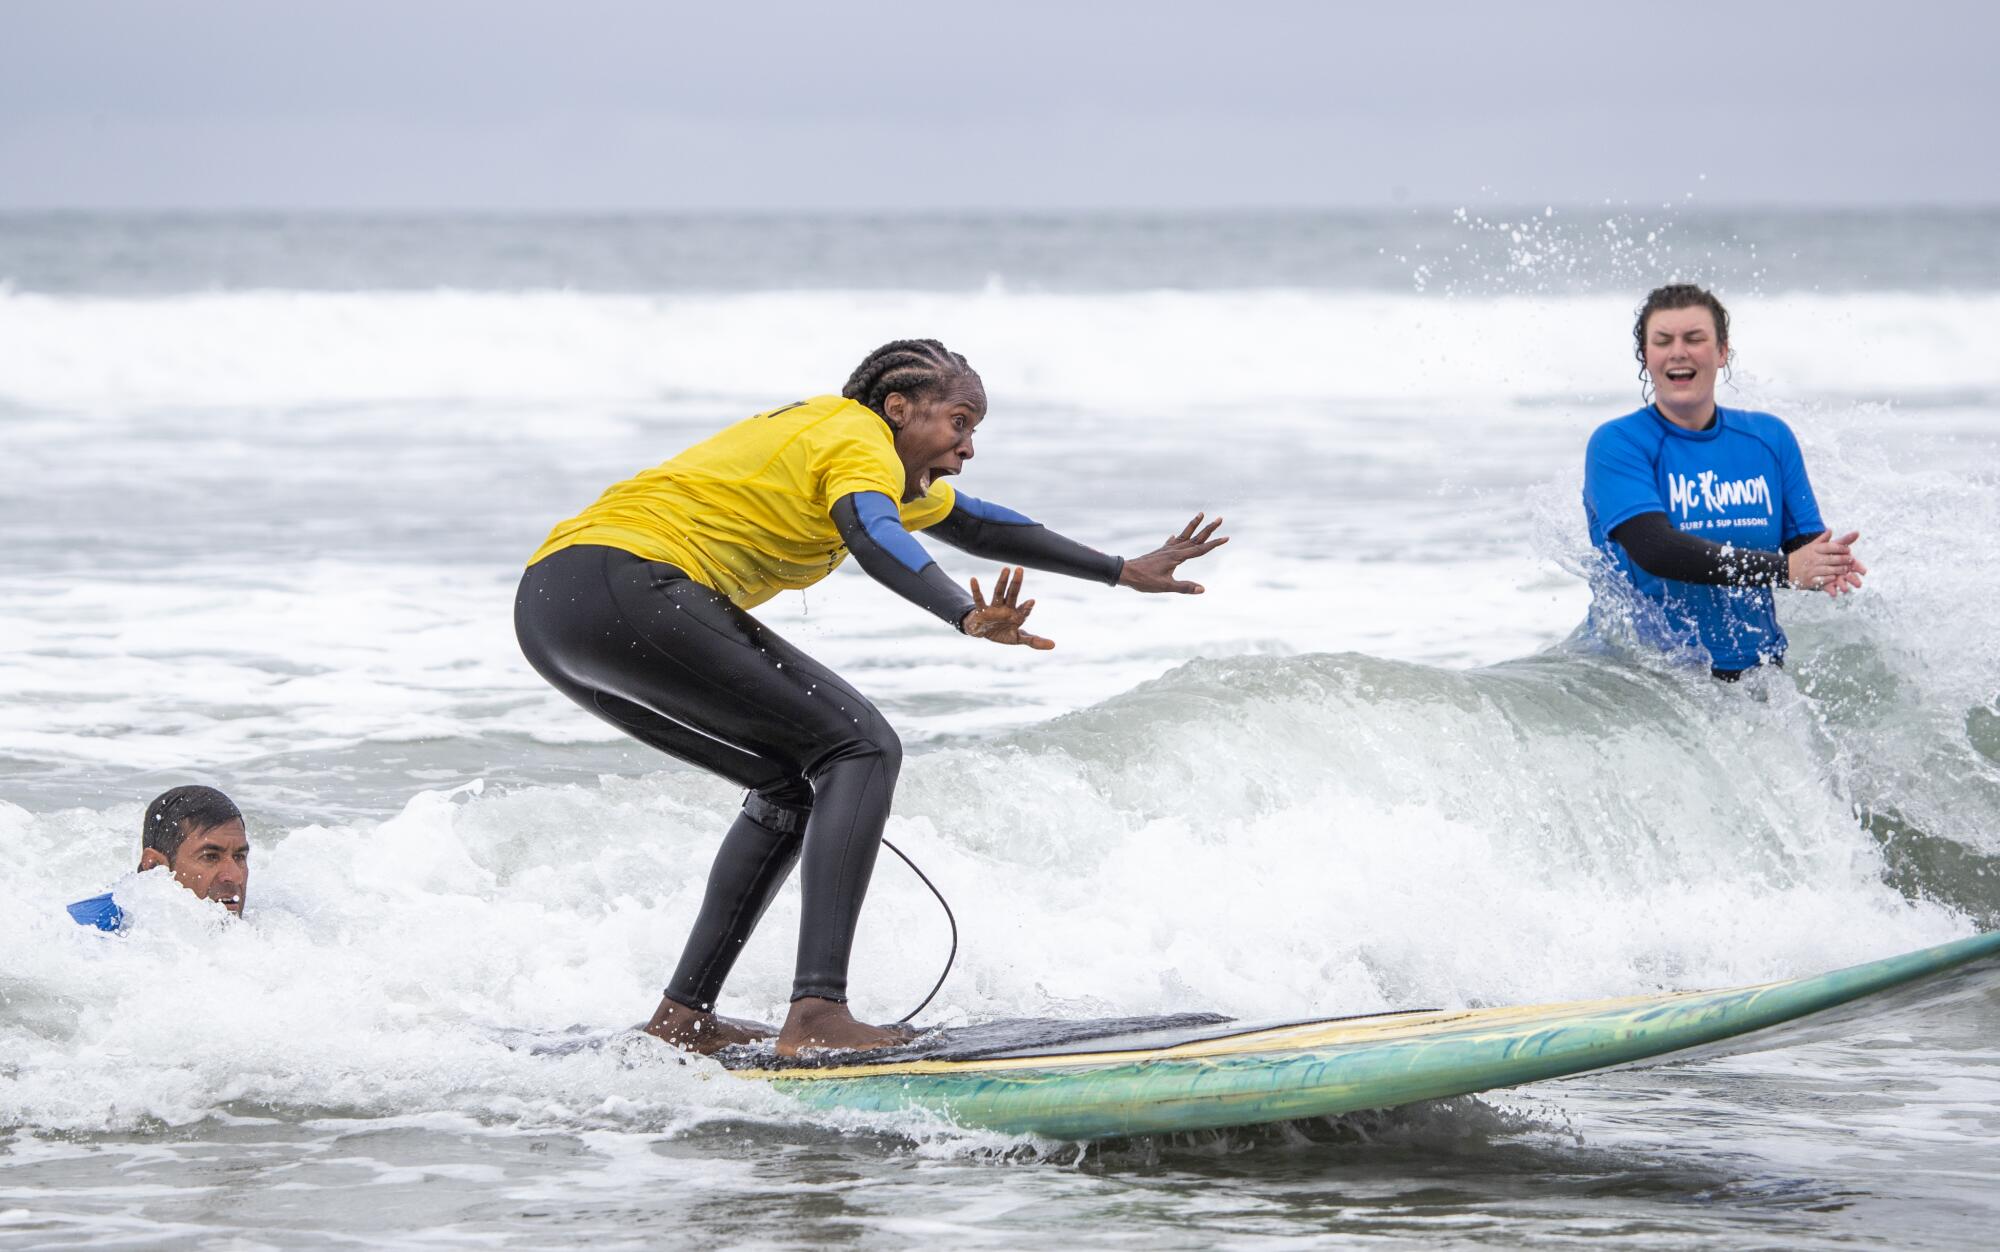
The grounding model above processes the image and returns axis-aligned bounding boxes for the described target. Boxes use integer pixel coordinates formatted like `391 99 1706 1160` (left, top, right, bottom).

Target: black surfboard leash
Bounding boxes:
880 837 957 1024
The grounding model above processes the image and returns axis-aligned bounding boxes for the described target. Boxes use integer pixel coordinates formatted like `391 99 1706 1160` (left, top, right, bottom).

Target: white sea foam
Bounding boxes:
3 289 1999 413
0 650 1971 1136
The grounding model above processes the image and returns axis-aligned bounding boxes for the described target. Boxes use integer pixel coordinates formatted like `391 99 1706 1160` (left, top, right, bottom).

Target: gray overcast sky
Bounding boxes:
2 0 1995 211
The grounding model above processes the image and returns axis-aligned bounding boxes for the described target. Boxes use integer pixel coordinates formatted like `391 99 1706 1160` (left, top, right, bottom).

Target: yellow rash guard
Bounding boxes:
528 395 956 609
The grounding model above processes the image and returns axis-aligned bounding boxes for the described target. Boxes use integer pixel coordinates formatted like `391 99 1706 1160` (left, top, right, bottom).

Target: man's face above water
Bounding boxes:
142 819 250 915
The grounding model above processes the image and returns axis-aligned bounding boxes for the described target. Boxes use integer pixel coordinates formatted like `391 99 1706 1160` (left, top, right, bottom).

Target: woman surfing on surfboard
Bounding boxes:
516 339 1227 1055
1582 284 1867 679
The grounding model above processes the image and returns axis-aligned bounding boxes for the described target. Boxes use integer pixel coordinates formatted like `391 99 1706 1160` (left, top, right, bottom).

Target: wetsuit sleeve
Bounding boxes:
1583 422 1665 536
831 492 976 629
926 493 1125 586
1771 419 1827 545
1609 512 1791 587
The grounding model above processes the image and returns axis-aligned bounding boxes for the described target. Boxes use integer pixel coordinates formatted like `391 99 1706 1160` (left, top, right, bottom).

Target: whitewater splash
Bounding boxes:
4 289 2000 413
0 641 1981 1135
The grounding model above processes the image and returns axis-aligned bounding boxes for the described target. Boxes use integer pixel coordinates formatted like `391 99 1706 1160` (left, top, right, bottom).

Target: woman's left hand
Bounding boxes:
1118 513 1229 594
963 567 1056 650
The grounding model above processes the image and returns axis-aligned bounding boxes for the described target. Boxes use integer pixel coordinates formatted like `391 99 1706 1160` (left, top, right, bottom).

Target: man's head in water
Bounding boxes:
843 339 985 502
138 785 249 915
1635 283 1732 419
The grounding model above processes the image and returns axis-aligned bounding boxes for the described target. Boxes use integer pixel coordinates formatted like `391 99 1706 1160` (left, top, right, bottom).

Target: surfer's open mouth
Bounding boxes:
216 894 243 911
1664 367 1697 382
920 465 959 492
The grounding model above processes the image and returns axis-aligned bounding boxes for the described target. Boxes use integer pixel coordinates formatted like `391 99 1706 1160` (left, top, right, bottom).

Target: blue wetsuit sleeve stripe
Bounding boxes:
929 494 1124 586
832 492 976 628
950 493 1037 526
851 491 936 574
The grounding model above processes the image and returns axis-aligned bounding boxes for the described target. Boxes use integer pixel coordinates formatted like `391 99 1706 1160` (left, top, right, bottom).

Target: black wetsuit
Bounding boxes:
515 493 1120 1009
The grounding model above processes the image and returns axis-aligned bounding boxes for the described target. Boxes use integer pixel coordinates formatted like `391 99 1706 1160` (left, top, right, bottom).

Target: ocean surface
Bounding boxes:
2 209 1997 1249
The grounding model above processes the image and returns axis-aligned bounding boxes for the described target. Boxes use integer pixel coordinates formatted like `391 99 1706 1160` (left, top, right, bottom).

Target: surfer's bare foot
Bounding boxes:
641 996 774 1055
775 997 916 1056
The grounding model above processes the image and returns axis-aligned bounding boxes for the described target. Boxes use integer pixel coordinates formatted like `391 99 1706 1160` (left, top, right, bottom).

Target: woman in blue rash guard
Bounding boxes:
1582 284 1866 679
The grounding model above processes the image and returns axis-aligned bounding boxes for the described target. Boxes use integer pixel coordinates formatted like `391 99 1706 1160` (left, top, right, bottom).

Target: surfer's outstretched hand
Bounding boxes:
1120 512 1229 594
963 567 1054 650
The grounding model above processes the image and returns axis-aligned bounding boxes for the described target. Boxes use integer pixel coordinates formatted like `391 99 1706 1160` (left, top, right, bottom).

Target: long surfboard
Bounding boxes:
721 931 2000 1140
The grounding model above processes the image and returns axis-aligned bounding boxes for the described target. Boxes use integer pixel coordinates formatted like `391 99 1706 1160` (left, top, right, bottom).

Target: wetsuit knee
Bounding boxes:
812 720 901 787
871 724 903 784
882 721 903 767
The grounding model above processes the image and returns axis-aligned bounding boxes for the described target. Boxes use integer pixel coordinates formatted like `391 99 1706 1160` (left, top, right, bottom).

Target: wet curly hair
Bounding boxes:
1634 283 1731 369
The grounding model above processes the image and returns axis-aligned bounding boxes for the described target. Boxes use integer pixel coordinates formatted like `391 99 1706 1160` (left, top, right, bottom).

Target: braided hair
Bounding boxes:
1633 283 1731 367
841 339 975 417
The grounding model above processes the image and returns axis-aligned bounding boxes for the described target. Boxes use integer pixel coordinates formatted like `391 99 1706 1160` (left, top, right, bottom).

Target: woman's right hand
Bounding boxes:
962 567 1055 650
1787 530 1866 597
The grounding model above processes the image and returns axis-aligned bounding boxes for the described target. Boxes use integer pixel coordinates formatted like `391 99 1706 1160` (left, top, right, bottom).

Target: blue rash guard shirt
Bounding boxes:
1583 405 1824 671
67 892 127 932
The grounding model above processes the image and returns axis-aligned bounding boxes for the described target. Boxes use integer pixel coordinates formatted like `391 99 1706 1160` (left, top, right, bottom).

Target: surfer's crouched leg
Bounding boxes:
770 728 926 1055
790 728 900 1004
662 787 810 1013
